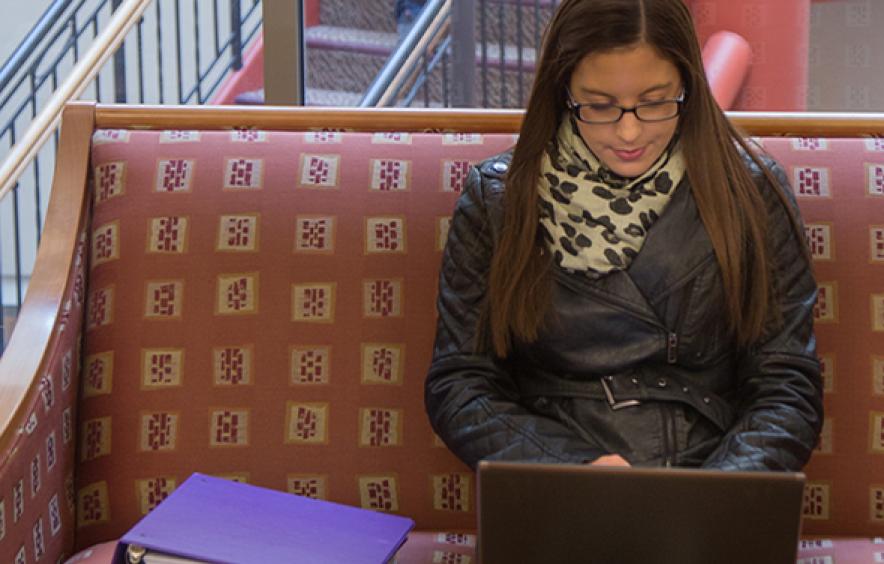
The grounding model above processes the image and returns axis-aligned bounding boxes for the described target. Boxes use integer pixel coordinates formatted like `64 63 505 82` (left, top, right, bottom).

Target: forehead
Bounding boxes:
570 43 680 96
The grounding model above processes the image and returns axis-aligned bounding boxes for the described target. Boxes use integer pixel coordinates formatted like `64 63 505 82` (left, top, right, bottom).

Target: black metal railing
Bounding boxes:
363 0 561 109
0 0 262 352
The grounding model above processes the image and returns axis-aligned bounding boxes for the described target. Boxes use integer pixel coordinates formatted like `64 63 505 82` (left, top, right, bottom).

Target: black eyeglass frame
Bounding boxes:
565 88 687 124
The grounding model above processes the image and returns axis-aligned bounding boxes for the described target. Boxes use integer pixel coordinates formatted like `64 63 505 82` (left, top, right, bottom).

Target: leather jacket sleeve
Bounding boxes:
425 164 607 470
701 158 824 471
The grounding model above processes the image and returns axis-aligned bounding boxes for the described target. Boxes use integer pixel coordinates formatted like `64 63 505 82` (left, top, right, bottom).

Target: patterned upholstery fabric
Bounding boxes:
2 127 883 564
0 230 86 563
74 129 516 553
767 137 884 538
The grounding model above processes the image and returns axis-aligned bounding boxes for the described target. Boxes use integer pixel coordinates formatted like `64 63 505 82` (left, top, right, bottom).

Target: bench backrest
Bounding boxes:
0 107 882 562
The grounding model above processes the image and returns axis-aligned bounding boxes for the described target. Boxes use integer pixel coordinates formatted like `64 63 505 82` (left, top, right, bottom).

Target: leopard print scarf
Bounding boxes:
538 116 686 276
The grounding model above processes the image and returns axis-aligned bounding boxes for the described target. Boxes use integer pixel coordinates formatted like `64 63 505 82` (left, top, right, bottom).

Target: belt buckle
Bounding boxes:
600 378 641 410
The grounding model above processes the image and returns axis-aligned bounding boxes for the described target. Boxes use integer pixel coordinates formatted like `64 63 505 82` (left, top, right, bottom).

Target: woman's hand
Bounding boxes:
590 454 631 467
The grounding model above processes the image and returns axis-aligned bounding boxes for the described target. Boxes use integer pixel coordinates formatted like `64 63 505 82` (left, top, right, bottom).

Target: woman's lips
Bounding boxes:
613 147 645 161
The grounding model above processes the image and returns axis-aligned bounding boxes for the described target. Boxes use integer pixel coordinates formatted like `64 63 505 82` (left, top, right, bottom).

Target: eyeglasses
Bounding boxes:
566 88 686 124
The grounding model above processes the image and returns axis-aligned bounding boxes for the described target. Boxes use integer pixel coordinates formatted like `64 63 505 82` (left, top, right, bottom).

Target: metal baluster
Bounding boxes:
92 15 101 100
213 0 221 57
231 0 242 71
194 0 202 103
516 0 523 106
29 71 42 239
71 15 79 63
480 0 488 107
137 14 145 103
156 0 165 104
112 0 128 102
442 43 450 108
175 0 184 103
497 0 505 107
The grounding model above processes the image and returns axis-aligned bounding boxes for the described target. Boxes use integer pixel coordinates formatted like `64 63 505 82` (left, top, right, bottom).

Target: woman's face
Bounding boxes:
567 43 682 178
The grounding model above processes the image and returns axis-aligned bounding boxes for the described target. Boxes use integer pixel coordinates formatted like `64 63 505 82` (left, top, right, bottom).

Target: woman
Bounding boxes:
425 0 822 471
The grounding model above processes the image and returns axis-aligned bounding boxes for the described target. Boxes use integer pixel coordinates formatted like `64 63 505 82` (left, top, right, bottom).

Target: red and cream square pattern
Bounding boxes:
803 482 830 520
224 158 263 190
216 473 249 483
48 494 61 535
13 479 22 522
290 346 331 385
804 223 833 261
93 129 130 145
432 473 472 512
80 417 111 461
46 431 57 471
371 132 412 145
140 412 179 451
292 283 336 322
159 130 200 143
872 227 884 262
87 286 114 329
76 482 109 527
871 487 884 522
91 221 120 267
366 217 406 253
874 357 884 395
870 412 884 453
792 138 829 151
359 408 403 447
83 351 113 397
361 344 404 385
31 454 41 496
305 131 342 144
437 217 452 251
285 402 329 444
295 216 335 253
358 475 399 512
287 475 328 500
370 159 409 192
230 129 267 143
216 273 258 315
874 295 884 332
94 162 126 204
443 133 483 145
213 346 253 386
793 167 831 197
819 354 835 394
144 280 184 319
148 216 188 253
141 349 184 388
817 419 834 454
869 164 884 197
62 408 72 445
33 517 45 559
210 409 250 447
813 283 838 323
217 214 259 251
137 477 176 515
364 279 403 318
442 160 472 193
156 159 195 192
865 139 884 152
299 154 340 188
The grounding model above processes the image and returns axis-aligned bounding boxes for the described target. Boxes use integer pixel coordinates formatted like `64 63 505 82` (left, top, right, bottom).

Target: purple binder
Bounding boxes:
113 473 414 564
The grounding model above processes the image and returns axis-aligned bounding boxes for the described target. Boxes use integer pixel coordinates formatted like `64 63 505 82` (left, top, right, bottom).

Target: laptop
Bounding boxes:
477 461 805 564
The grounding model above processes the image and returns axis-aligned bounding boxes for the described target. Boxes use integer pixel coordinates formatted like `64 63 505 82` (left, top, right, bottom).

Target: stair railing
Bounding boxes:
0 0 262 352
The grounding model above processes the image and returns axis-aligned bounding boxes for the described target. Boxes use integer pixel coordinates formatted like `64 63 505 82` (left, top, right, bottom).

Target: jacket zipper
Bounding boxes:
663 406 677 467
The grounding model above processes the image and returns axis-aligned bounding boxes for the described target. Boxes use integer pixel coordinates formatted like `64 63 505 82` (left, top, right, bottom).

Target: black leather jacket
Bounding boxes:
425 149 823 471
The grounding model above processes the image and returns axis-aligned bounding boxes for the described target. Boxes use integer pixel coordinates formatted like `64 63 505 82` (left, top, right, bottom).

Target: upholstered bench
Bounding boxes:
0 102 882 563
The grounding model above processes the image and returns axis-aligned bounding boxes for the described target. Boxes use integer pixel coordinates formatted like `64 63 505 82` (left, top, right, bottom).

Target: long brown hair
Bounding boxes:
486 0 797 357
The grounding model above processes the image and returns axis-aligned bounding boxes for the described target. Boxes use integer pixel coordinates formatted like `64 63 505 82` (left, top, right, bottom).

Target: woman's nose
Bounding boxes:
615 112 642 144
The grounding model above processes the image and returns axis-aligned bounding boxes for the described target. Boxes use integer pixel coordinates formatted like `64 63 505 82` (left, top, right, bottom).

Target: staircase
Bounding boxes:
262 0 560 108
